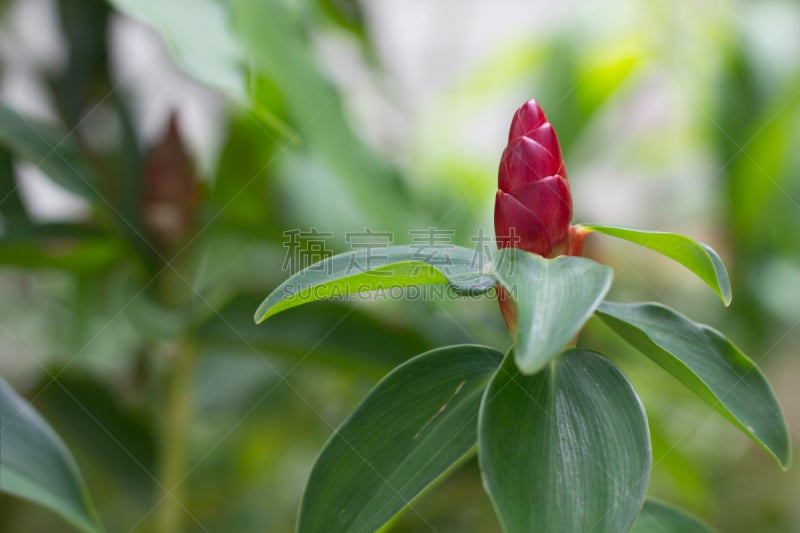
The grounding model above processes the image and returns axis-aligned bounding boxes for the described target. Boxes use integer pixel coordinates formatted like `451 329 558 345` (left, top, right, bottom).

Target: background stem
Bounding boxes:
155 338 196 533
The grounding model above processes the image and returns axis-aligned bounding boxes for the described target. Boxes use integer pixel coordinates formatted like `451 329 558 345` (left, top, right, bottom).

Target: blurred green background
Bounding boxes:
0 0 798 531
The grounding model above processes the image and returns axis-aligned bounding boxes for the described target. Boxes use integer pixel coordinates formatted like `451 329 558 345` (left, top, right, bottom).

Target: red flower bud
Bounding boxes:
494 99 571 257
494 100 589 335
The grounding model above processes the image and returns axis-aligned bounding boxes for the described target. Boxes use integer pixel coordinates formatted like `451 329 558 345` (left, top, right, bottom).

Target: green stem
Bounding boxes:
155 339 196 533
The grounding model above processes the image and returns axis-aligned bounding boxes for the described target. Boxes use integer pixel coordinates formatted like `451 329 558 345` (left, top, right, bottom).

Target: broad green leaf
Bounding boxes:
630 499 716 533
493 248 612 374
0 378 104 533
298 344 503 533
597 301 791 468
581 224 732 305
254 245 495 323
479 349 650 533
0 103 98 200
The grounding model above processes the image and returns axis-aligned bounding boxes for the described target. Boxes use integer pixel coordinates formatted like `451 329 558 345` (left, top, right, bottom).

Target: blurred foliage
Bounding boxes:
0 0 797 531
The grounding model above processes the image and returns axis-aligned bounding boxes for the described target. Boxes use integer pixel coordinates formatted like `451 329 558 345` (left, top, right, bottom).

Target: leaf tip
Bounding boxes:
775 433 792 471
717 274 732 306
253 305 272 324
701 242 733 306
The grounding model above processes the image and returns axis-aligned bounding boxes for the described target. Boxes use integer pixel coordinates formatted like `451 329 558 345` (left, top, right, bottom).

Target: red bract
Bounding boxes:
495 100 590 334
494 99 572 257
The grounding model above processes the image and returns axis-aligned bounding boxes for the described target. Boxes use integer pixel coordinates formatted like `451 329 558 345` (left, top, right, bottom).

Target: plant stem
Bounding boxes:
155 338 196 533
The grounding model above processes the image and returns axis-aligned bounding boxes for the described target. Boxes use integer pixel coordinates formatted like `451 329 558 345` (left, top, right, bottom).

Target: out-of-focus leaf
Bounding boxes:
55 0 147 257
597 301 791 468
110 94 150 264
315 0 368 43
209 115 282 238
715 43 762 169
715 51 800 342
298 345 503 532
532 39 641 152
479 349 650 533
630 499 717 533
108 0 246 101
0 378 104 533
53 0 110 126
254 245 495 323
0 223 102 242
0 103 98 200
193 352 280 414
493 248 612 374
199 296 439 377
52 0 149 262
582 224 732 305
574 37 642 120
35 373 156 507
0 223 121 272
109 283 185 342
247 74 297 142
728 85 800 249
231 0 417 231
0 147 28 221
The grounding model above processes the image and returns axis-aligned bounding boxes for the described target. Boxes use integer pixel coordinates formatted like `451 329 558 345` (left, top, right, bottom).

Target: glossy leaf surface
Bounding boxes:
298 345 503 532
630 499 716 533
597 300 791 468
479 349 650 533
0 378 104 533
255 245 495 323
493 248 612 373
581 224 732 305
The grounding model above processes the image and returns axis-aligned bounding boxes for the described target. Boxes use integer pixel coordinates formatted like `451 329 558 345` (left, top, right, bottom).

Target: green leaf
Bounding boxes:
108 0 246 101
315 0 369 41
580 224 732 305
54 0 111 126
0 103 98 200
231 0 418 232
597 301 791 468
493 248 613 374
479 349 650 533
0 223 121 273
630 499 717 533
0 378 104 533
197 296 434 378
298 344 503 532
34 374 157 507
254 245 495 323
0 146 29 221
